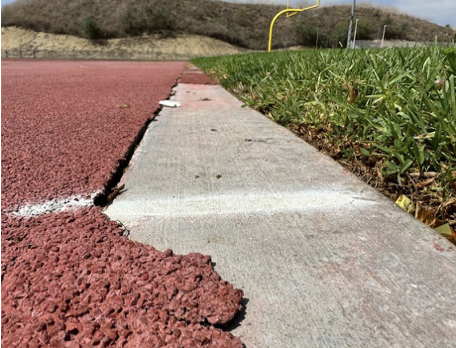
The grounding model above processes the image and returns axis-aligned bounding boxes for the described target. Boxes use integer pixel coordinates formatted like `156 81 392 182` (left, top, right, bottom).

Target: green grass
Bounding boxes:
192 45 456 200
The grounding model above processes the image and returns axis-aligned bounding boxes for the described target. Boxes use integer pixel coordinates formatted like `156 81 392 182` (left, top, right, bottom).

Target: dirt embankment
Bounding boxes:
1 26 245 60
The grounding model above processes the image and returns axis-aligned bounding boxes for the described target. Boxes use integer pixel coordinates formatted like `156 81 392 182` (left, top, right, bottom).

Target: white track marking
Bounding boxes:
107 189 377 219
12 192 100 217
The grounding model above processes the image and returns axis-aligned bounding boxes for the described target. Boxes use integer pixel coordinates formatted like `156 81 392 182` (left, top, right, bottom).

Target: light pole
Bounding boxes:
346 0 356 48
381 25 387 48
352 18 359 48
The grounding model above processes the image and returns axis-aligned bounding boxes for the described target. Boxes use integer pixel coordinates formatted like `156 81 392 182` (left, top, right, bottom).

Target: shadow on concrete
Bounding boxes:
223 297 249 332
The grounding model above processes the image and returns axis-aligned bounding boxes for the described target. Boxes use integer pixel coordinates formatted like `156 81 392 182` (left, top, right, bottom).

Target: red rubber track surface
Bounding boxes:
2 61 182 210
1 61 243 348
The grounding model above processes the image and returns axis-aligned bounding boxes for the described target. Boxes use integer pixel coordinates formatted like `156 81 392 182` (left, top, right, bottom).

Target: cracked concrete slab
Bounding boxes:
106 83 456 348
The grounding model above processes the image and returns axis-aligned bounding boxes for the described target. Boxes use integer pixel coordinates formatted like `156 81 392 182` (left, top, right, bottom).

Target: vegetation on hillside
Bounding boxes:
1 0 454 50
193 46 456 227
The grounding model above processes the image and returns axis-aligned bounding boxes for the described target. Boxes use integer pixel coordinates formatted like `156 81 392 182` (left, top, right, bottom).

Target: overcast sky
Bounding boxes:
1 0 455 27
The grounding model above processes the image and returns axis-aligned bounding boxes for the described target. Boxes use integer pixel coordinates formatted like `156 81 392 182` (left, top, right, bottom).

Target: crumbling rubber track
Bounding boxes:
1 61 243 348
1 209 242 347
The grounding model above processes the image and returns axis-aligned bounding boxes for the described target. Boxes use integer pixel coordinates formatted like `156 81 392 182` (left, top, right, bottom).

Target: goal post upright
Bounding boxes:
268 0 321 52
286 0 298 17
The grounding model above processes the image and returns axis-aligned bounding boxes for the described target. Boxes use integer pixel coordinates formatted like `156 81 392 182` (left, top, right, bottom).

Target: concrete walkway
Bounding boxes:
106 83 456 348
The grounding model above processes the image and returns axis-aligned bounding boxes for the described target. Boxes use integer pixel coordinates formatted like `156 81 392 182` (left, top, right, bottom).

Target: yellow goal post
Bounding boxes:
268 0 320 52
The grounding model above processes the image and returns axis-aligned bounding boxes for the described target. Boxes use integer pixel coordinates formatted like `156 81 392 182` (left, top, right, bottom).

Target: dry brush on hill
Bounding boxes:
2 0 454 50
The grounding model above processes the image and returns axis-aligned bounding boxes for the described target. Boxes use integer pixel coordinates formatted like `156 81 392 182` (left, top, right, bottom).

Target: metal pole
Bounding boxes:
346 0 356 48
352 18 359 49
381 25 387 48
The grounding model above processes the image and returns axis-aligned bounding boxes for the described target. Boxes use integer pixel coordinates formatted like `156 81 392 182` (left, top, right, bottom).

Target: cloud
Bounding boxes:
392 0 456 26
1 0 17 5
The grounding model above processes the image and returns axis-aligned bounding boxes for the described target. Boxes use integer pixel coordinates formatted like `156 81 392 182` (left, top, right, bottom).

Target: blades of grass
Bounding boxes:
450 75 456 120
192 46 455 199
432 122 443 150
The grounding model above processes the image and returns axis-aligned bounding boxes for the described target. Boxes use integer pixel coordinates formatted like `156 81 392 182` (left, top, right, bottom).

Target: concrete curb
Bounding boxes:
107 82 456 348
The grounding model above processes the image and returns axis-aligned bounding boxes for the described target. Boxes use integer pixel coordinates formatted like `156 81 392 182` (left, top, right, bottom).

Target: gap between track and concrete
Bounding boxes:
106 82 456 348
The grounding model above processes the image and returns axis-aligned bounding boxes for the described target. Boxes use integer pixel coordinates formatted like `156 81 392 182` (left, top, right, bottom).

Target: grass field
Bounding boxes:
193 45 456 227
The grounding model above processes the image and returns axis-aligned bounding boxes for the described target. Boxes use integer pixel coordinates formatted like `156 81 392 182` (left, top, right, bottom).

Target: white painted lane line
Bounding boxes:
12 192 99 217
106 189 378 219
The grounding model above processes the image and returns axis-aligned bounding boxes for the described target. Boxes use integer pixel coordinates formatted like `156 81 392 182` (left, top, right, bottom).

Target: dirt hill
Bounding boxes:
2 0 454 50
1 26 245 60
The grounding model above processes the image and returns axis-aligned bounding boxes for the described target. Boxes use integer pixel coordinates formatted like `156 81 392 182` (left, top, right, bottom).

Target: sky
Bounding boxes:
1 0 455 27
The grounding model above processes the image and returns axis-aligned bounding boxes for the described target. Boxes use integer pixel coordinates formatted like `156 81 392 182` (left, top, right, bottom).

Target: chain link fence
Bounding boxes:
354 40 455 49
2 42 454 60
